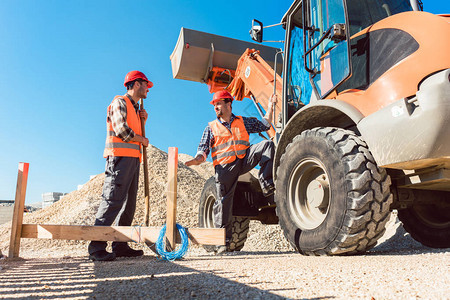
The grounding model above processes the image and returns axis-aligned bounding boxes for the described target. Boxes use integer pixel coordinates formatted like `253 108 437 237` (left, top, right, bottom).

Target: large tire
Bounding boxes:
398 200 450 248
275 127 393 255
198 177 250 252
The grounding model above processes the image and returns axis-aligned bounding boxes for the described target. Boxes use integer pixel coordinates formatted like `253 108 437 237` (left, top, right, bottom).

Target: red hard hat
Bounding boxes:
210 90 233 105
124 70 153 88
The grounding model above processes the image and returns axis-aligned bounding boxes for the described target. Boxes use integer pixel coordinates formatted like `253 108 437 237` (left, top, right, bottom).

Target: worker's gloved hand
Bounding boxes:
269 94 278 105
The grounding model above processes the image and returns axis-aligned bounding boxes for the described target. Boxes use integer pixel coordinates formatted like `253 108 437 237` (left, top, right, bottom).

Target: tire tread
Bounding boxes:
276 127 393 255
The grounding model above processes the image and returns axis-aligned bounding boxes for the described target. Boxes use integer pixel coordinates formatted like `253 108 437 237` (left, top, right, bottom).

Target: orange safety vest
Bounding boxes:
103 95 142 161
209 116 250 167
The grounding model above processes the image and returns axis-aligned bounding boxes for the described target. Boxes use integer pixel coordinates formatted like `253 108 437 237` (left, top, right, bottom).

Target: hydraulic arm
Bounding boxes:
226 49 283 138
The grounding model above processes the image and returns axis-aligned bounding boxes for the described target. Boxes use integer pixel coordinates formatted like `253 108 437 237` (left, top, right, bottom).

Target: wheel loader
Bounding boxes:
170 0 450 255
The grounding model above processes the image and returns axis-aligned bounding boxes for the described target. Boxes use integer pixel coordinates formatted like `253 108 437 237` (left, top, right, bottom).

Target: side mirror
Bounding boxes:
249 19 263 43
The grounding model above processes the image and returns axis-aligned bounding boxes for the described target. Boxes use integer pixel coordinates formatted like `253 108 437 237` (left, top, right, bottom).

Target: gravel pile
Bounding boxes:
0 144 425 257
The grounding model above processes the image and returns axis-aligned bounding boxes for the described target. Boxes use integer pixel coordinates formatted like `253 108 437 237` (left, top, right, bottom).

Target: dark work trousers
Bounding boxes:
213 139 274 244
88 156 140 255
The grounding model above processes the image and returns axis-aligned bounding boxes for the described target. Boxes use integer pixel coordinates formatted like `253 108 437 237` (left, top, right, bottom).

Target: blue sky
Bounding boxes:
0 0 447 204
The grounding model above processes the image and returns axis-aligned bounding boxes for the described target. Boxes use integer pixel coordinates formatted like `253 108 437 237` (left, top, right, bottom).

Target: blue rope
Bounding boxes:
155 223 189 260
131 225 142 243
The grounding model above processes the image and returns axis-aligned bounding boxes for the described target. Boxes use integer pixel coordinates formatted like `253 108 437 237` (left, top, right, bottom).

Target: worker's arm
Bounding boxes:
185 154 205 166
110 97 148 146
185 126 212 166
263 94 277 125
130 134 149 147
243 94 278 133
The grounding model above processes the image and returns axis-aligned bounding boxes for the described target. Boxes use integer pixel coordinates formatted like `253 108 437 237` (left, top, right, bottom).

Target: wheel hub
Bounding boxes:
202 194 216 228
306 176 329 211
288 158 331 230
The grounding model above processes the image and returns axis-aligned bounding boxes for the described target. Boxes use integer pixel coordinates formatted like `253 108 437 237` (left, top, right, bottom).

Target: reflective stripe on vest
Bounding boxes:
104 142 141 150
209 116 250 167
103 95 142 161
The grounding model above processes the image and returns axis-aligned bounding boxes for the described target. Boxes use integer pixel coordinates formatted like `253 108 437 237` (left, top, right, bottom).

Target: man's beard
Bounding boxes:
139 87 147 99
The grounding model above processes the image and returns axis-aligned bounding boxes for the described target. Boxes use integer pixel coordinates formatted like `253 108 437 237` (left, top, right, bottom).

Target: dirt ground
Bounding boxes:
1 245 448 300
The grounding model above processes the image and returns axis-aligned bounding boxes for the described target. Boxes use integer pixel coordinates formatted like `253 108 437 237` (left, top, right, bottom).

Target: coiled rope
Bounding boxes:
155 223 189 260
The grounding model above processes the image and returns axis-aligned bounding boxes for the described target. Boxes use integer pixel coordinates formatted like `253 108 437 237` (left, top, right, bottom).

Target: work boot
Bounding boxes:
214 245 231 255
113 245 144 258
89 250 116 261
262 185 275 197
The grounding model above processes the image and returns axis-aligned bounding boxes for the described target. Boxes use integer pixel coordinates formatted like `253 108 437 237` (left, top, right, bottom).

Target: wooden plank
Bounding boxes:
9 162 30 258
186 228 226 246
166 147 178 250
21 224 225 245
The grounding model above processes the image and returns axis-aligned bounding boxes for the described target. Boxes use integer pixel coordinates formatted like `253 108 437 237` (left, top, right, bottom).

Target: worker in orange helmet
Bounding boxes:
88 70 152 261
186 90 277 254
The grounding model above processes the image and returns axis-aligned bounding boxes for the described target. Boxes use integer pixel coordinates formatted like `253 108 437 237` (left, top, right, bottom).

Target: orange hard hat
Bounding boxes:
210 90 233 105
124 70 153 88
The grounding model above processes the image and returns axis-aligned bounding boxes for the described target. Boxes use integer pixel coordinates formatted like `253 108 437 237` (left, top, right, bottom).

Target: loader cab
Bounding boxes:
280 0 417 121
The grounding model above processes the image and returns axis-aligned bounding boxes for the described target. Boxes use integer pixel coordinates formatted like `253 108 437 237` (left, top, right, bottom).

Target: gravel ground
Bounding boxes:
0 145 449 299
1 247 448 300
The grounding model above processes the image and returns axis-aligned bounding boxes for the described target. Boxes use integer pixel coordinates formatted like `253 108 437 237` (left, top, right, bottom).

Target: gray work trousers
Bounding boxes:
88 156 140 255
213 139 274 243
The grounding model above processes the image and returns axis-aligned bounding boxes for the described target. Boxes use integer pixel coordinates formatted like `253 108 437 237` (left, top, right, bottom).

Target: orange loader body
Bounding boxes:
171 1 450 255
335 11 450 116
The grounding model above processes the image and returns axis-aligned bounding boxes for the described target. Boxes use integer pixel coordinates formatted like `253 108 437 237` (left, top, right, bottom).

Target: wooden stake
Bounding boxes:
166 147 178 250
9 162 29 258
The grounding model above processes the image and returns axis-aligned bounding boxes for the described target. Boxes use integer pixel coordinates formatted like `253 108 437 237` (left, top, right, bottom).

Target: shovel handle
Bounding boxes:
140 99 150 227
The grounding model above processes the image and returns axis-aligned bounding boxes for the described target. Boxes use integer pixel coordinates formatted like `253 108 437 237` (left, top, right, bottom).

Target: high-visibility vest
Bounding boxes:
209 116 250 167
103 95 142 161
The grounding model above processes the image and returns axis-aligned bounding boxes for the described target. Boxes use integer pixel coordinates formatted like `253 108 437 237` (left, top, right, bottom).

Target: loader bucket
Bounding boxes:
170 27 282 85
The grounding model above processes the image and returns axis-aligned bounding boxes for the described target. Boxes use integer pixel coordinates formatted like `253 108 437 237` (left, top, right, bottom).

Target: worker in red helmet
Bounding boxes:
185 90 277 254
88 70 152 261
